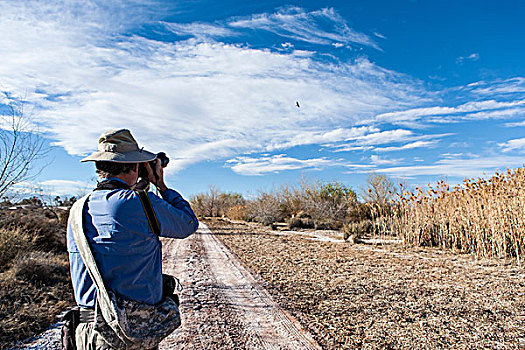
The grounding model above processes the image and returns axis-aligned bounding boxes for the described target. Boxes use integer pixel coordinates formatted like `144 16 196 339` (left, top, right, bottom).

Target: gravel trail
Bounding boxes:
159 223 321 349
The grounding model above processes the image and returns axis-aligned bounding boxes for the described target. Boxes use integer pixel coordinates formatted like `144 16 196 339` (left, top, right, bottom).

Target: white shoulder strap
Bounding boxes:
70 194 133 345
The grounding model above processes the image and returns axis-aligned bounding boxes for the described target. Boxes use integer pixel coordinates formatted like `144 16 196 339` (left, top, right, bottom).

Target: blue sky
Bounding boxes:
0 0 524 199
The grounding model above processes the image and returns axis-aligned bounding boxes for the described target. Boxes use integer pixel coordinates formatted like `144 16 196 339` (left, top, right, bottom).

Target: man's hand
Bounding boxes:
145 159 168 194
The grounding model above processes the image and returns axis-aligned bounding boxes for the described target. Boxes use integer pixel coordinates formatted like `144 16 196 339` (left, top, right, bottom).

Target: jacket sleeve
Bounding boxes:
147 189 199 238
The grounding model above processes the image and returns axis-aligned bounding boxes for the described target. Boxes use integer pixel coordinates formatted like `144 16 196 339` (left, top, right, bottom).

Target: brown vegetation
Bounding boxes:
209 218 525 349
0 208 74 349
190 179 359 230
386 168 525 264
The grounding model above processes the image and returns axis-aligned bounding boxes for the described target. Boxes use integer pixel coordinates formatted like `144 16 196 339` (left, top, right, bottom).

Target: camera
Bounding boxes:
137 152 169 186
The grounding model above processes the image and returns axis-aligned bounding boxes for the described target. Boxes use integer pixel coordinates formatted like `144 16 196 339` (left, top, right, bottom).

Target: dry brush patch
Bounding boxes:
391 168 525 264
207 219 525 350
0 208 74 349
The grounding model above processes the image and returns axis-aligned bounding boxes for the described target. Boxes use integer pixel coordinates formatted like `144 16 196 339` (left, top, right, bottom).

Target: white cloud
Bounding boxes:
464 77 525 96
357 129 413 145
228 7 380 49
370 154 403 165
10 179 92 198
378 156 525 178
0 1 429 173
456 53 479 64
163 22 237 39
499 138 525 152
227 154 373 175
331 129 447 152
266 126 379 151
226 154 338 175
505 120 525 127
373 32 387 40
368 99 525 126
374 140 438 152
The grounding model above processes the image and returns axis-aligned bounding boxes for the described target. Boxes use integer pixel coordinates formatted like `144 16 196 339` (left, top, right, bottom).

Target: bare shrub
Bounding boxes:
346 202 373 223
0 209 66 252
223 179 356 228
0 226 34 271
287 217 315 229
13 251 69 285
190 185 245 218
246 191 286 225
225 204 249 221
298 180 356 226
0 208 73 349
361 172 397 205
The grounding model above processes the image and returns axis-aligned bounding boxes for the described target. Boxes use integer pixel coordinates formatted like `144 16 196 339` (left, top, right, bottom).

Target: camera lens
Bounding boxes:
157 152 169 168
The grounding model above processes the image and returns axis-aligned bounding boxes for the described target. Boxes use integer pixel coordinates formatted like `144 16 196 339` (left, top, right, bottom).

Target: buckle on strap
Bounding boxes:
79 308 95 323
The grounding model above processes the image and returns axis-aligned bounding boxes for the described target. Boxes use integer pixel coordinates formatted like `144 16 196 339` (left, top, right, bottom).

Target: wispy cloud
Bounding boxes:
370 154 403 165
226 154 339 176
504 120 525 127
379 155 525 178
330 130 447 153
499 138 525 152
228 7 380 49
163 22 237 39
373 140 438 152
456 53 480 65
464 77 525 96
373 31 387 40
266 126 379 151
162 7 379 50
367 99 525 126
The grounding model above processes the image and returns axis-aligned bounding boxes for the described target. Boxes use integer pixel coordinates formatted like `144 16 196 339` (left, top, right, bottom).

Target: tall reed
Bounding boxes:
389 168 525 264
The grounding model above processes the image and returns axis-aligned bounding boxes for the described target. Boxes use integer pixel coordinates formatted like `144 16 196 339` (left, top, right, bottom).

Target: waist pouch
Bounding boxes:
93 290 181 350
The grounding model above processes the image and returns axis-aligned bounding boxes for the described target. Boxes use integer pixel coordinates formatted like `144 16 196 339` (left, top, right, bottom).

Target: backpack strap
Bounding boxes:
70 195 134 347
136 190 160 236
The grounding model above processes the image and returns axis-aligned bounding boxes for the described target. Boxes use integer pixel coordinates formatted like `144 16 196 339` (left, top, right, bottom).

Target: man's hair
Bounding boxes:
96 161 137 178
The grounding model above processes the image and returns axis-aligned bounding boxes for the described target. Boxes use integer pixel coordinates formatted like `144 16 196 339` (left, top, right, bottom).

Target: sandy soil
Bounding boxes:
159 223 321 349
208 218 525 350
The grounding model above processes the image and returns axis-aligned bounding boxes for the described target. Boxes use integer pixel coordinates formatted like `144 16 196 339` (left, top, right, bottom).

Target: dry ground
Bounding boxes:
159 224 320 349
207 218 525 350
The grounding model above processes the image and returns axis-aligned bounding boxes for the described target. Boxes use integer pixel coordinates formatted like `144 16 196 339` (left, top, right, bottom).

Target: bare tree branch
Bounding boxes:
0 93 49 198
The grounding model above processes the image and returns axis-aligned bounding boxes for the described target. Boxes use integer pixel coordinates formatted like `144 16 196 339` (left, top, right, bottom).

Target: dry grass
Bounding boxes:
0 208 74 349
389 168 525 264
208 218 525 350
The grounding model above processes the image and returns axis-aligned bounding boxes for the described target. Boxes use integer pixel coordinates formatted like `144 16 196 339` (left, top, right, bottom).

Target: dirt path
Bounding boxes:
159 223 321 350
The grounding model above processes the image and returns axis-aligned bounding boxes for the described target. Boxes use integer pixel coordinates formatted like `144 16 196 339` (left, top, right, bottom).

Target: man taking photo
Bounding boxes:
66 129 198 349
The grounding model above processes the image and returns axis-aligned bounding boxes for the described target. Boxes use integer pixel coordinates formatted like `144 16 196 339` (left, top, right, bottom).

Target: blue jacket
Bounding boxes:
67 180 198 308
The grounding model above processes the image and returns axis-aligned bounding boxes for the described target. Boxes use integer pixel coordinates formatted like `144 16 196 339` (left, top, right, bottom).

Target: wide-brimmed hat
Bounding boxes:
81 129 157 163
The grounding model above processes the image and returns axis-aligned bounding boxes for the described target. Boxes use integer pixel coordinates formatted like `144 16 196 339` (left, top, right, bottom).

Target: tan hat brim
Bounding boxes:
81 149 157 163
